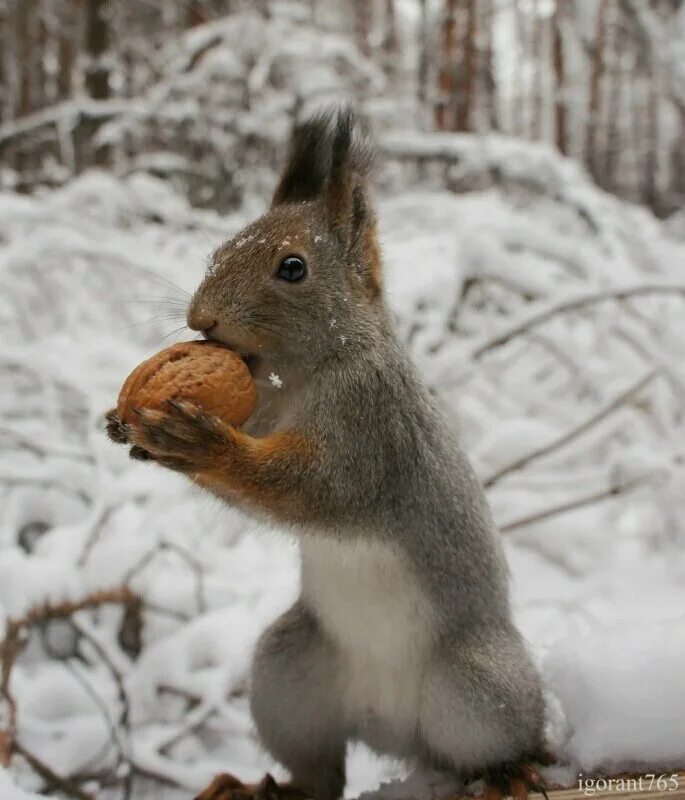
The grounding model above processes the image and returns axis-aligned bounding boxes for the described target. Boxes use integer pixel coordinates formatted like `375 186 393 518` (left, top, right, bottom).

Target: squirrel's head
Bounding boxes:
187 107 384 369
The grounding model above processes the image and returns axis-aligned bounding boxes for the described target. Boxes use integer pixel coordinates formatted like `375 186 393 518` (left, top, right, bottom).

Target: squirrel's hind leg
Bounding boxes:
195 773 310 800
249 601 347 800
418 630 546 782
478 761 549 800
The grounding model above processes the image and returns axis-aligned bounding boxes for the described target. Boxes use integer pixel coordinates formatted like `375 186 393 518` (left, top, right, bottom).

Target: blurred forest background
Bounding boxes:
1 0 684 214
1 2 685 800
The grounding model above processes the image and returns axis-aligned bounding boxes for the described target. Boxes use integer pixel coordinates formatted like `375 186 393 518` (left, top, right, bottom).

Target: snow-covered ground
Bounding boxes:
1 140 684 799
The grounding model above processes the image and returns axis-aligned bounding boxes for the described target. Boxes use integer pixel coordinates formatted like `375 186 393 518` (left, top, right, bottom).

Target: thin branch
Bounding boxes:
484 369 660 488
499 473 653 533
72 619 134 799
0 426 94 463
0 587 138 768
13 740 95 800
470 284 685 360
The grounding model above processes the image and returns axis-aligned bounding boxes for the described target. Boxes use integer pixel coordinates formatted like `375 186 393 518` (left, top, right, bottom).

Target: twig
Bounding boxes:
0 587 139 769
0 475 91 505
59 653 127 786
499 473 652 533
613 324 685 403
13 740 95 800
72 619 134 799
78 503 117 567
484 369 660 488
162 540 208 613
470 284 685 360
124 540 207 614
0 426 94 463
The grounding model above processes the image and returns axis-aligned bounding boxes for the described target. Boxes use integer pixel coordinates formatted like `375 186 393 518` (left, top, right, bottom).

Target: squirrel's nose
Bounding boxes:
187 303 216 335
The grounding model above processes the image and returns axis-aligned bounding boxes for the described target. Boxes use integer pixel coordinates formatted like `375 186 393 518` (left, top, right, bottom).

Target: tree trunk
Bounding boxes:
454 0 476 132
34 2 48 111
16 0 32 117
0 5 6 123
603 0 621 191
511 0 525 137
643 63 659 211
84 0 110 100
353 0 371 59
382 0 399 68
585 0 606 179
57 12 75 102
417 0 430 118
435 0 457 131
669 107 685 206
531 0 543 139
552 1 567 155
480 0 498 131
186 0 208 28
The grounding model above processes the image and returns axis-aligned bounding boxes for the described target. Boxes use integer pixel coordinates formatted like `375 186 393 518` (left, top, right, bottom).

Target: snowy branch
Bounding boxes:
484 369 660 488
499 473 654 533
470 285 685 361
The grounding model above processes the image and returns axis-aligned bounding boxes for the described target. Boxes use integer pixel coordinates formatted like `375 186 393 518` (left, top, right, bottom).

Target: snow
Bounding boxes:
0 769 43 800
1 133 685 798
545 620 685 771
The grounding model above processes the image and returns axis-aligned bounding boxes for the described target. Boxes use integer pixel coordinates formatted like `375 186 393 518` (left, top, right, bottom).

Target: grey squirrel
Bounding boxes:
106 108 547 800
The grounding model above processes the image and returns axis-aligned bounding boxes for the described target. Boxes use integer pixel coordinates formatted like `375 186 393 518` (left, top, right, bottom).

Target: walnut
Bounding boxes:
117 341 256 428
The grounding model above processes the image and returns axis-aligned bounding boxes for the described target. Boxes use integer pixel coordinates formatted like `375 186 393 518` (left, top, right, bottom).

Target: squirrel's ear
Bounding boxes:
273 107 382 297
271 112 333 206
326 108 382 298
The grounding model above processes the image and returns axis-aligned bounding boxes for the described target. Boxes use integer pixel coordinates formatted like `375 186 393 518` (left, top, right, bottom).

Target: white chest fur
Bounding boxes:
300 537 436 750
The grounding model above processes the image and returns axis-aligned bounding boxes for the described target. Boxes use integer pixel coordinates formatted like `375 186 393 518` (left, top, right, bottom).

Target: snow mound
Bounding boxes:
545 620 685 771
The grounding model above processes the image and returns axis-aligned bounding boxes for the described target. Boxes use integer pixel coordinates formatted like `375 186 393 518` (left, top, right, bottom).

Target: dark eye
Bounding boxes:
276 255 307 282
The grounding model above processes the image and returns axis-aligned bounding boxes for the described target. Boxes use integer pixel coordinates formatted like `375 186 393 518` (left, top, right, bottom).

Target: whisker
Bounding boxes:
161 324 191 342
124 313 188 330
121 296 189 307
121 267 192 300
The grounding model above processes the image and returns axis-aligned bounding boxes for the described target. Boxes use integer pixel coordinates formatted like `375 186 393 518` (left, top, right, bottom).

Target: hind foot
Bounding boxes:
195 773 309 800
479 759 549 800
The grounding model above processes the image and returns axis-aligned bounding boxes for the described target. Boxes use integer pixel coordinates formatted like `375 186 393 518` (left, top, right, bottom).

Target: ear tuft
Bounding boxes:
272 106 382 297
271 110 335 207
271 106 374 209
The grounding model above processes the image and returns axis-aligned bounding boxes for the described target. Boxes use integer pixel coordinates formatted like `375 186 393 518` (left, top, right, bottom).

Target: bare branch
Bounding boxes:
499 473 653 533
470 285 685 361
0 587 139 769
13 740 95 800
484 369 660 488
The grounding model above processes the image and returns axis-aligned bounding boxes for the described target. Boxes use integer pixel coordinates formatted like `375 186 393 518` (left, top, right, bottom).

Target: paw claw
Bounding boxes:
482 759 549 800
195 774 307 800
105 409 130 444
129 444 152 461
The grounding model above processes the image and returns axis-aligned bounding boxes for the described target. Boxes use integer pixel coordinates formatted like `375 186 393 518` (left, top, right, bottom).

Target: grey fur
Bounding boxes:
187 107 545 796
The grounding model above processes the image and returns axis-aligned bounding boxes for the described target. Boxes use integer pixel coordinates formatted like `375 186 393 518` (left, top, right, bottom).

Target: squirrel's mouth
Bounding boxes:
240 352 261 376
199 328 261 376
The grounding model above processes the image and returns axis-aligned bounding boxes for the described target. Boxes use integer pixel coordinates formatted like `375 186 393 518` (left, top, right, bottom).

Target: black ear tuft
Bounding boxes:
331 106 374 184
325 107 374 235
271 106 374 209
271 107 382 294
271 110 336 206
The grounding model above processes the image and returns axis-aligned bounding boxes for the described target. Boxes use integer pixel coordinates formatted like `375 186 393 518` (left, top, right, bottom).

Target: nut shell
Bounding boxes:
117 341 257 428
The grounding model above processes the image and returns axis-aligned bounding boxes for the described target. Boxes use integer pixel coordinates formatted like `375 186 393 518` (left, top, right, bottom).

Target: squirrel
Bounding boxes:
106 108 548 800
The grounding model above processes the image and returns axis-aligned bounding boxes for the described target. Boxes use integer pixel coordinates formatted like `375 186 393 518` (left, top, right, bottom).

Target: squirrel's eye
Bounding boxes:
276 255 307 283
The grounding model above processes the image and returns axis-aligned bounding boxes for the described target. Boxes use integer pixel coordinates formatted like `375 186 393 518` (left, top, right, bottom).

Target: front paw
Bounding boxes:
105 408 130 444
127 400 232 473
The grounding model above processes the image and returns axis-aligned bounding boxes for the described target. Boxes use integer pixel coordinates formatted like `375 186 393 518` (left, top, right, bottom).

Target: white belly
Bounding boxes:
300 537 436 752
